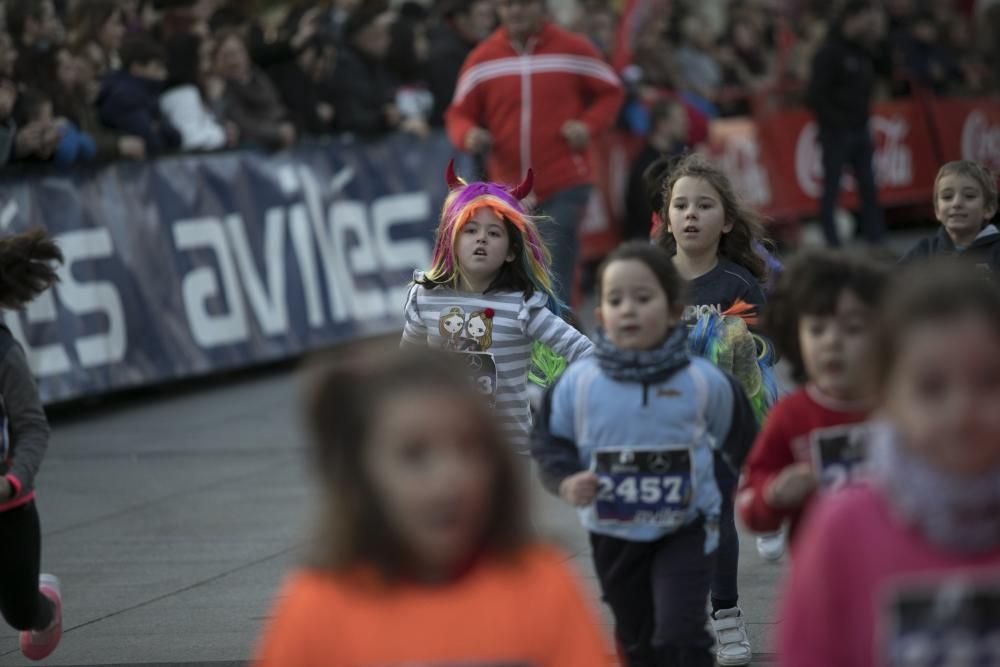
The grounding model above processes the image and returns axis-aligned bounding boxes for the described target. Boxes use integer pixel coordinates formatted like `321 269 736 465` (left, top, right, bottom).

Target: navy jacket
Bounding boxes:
97 71 181 154
901 224 1000 273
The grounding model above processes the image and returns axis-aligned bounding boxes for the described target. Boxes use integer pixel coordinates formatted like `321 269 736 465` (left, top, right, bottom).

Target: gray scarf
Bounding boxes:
594 326 691 384
869 423 1000 555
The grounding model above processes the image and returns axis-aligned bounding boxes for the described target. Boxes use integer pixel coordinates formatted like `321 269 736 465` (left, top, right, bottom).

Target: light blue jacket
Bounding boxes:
534 356 757 550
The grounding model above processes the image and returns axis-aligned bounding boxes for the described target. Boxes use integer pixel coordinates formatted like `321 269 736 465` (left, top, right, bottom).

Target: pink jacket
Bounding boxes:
778 485 1000 667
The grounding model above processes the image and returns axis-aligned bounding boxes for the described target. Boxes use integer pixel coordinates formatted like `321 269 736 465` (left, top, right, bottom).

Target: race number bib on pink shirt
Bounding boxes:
593 447 694 527
881 577 1000 666
810 423 873 491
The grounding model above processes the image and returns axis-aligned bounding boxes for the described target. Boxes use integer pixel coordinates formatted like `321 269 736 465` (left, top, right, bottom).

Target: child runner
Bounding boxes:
736 249 888 551
402 162 593 451
779 262 1000 667
255 349 613 667
901 160 999 272
653 152 769 664
533 242 758 667
0 228 64 661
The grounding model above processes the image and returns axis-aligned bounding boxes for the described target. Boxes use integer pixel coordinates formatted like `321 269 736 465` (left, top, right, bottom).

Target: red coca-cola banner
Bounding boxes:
927 97 1000 174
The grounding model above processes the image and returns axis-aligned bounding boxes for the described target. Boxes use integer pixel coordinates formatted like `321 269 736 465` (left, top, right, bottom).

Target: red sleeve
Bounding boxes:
736 398 799 533
445 47 487 152
568 38 624 137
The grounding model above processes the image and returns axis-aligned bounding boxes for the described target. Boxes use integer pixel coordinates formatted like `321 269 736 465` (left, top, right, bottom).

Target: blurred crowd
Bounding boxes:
0 0 995 168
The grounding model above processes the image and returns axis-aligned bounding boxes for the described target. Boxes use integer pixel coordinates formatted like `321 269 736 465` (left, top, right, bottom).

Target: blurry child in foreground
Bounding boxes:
254 350 612 667
779 262 1000 667
737 249 888 552
901 160 998 271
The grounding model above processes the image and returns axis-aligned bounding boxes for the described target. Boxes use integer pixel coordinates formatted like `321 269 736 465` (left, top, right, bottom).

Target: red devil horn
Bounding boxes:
445 159 462 190
510 168 534 201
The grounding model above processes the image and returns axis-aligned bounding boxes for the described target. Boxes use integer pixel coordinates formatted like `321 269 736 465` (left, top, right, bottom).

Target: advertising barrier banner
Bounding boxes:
0 134 464 403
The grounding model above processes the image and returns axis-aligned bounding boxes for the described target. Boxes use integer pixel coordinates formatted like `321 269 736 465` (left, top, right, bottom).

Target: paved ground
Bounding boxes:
0 333 787 666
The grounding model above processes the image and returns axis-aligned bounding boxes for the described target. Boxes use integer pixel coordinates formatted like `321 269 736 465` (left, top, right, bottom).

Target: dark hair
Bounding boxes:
0 229 63 310
120 33 166 69
835 0 875 29
343 1 391 43
386 16 425 83
653 153 770 281
164 32 202 88
642 154 676 217
5 0 45 44
596 241 686 313
876 261 1000 388
68 0 120 50
440 0 487 19
764 248 889 384
304 347 529 580
12 87 51 126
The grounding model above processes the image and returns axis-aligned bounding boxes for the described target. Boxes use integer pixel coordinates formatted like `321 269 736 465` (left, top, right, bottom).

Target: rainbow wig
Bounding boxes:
422 161 563 313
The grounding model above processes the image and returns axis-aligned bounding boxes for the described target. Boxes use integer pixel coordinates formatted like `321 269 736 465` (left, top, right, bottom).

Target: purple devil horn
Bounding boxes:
445 159 462 190
510 169 534 201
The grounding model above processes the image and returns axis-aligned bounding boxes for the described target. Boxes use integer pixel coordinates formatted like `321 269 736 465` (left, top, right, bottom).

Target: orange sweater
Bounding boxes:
254 545 614 667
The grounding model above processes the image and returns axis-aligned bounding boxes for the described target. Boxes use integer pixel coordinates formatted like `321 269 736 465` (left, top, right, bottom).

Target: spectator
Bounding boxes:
623 97 689 241
445 0 624 304
426 0 495 127
97 33 181 155
49 47 146 161
160 32 231 151
67 0 125 81
13 88 96 165
0 32 18 80
674 12 723 110
10 89 60 163
210 2 320 71
331 3 401 137
716 16 775 115
270 35 339 136
0 80 17 166
630 15 680 92
387 11 434 137
211 30 296 150
577 2 616 61
807 0 888 246
895 11 962 95
6 0 63 84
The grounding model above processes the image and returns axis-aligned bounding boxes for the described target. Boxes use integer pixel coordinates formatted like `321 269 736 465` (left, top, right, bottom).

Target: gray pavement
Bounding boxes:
0 345 785 666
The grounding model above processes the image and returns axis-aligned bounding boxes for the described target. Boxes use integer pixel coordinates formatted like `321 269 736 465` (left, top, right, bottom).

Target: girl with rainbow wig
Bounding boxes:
402 162 593 452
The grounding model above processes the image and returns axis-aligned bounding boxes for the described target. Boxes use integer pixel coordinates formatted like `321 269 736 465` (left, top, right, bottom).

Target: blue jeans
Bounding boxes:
537 185 592 305
819 125 885 246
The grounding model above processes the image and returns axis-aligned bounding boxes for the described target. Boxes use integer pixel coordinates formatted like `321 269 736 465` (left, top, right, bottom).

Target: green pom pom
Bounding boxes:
528 342 568 389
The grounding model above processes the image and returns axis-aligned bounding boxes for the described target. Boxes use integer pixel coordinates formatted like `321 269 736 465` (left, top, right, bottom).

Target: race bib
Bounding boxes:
452 351 498 408
593 448 694 527
811 424 872 491
883 578 1000 666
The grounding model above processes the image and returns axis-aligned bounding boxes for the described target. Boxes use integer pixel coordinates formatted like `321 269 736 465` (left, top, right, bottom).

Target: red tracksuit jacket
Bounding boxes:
445 22 624 203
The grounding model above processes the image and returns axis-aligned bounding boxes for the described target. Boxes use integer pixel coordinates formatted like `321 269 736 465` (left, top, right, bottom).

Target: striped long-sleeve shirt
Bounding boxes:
402 284 593 450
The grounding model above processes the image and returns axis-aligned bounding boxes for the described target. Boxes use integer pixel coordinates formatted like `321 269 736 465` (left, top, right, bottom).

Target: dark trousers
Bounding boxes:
818 125 885 246
0 503 53 632
537 185 591 305
712 465 739 611
590 524 716 667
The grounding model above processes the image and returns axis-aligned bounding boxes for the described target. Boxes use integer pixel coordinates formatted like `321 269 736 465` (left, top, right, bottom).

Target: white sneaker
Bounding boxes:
756 531 786 562
712 606 752 666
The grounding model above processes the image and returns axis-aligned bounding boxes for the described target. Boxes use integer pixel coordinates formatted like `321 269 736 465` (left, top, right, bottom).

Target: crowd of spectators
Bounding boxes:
0 0 994 169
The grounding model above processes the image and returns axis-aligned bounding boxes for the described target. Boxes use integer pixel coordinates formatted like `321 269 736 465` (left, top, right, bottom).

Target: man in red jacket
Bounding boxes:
445 0 624 303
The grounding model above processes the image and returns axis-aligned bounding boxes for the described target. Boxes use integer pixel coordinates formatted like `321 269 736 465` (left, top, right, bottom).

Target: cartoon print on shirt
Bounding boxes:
460 309 495 352
439 306 468 351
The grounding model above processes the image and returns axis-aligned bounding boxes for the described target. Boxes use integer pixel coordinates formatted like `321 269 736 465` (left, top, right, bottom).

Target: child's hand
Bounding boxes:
765 463 817 509
559 471 599 507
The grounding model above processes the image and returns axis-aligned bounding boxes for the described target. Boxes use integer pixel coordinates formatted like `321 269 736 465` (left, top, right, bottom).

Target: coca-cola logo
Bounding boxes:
960 111 1000 171
795 117 914 198
715 135 771 207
